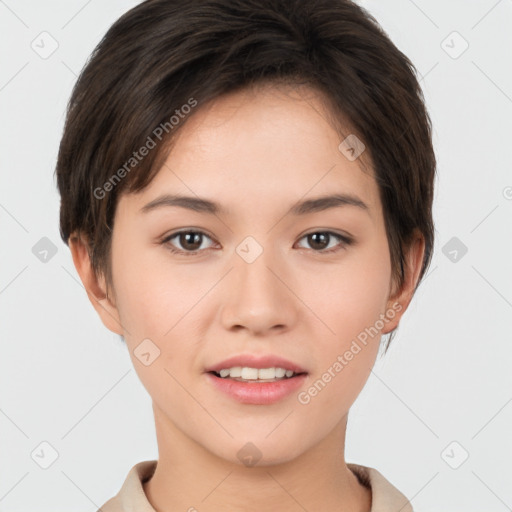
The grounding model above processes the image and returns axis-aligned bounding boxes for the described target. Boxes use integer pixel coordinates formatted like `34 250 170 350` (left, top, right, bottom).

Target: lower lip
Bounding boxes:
205 372 308 405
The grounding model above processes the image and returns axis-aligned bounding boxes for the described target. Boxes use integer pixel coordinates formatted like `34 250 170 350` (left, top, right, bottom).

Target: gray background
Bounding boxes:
1 0 511 510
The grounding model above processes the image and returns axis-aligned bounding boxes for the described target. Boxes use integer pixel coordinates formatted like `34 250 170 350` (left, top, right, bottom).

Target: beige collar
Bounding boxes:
98 460 414 512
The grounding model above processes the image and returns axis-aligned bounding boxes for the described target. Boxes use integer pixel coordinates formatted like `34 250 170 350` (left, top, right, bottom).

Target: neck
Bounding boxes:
143 404 371 512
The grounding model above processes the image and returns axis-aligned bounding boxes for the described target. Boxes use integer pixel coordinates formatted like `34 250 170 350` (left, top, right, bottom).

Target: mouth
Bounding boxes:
207 367 308 383
204 354 309 404
205 368 309 405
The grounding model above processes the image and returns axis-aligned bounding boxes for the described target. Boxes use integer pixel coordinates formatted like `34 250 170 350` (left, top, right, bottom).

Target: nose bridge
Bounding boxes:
220 235 296 333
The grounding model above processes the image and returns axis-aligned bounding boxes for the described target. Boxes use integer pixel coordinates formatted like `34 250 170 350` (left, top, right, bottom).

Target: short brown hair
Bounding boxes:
55 0 436 351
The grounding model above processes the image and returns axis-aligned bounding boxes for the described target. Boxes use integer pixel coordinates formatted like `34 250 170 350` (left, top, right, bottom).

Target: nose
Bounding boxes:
220 244 299 335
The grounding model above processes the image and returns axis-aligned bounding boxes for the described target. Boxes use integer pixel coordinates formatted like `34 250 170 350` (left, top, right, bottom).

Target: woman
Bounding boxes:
55 0 436 510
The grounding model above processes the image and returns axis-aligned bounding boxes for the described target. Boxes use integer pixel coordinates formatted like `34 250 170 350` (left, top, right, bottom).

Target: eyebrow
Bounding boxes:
140 193 370 216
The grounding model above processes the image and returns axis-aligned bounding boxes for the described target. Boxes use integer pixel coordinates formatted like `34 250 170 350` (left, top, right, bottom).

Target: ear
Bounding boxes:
382 229 425 334
68 232 124 336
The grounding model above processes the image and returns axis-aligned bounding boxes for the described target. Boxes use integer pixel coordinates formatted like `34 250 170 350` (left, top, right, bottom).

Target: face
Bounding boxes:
91 84 412 465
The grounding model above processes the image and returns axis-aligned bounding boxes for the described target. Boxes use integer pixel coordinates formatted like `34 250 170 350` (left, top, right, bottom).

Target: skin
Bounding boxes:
70 83 425 512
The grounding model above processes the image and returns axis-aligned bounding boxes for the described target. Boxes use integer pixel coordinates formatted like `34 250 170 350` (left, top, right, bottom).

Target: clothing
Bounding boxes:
97 460 413 512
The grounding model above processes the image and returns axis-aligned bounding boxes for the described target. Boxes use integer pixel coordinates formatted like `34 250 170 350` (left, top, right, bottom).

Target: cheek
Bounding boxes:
304 242 391 338
111 240 215 374
297 264 390 414
110 246 204 397
296 238 392 394
110 229 191 333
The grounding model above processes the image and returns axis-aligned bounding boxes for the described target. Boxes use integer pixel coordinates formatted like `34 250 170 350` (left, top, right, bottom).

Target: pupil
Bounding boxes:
181 232 202 250
309 232 328 250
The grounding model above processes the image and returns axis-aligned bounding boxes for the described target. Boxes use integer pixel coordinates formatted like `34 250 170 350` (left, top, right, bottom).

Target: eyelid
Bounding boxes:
298 228 353 243
295 230 353 253
161 229 217 252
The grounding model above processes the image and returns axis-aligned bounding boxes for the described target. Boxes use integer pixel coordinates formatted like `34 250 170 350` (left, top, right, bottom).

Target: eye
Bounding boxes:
161 229 353 256
162 230 216 254
295 231 353 254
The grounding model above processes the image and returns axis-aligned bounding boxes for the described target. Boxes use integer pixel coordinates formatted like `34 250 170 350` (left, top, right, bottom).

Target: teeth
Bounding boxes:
219 367 237 378
275 367 286 378
216 367 298 380
229 366 242 378
242 367 258 380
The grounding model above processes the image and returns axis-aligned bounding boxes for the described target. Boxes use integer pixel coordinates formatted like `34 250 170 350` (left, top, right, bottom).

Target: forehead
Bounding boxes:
121 83 381 222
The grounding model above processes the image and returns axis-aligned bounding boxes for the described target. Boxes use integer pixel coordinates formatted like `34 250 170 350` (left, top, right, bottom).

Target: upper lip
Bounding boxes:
205 354 308 374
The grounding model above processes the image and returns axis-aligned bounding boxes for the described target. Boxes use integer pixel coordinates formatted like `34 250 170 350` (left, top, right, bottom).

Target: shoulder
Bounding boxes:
347 462 414 512
97 495 123 512
96 460 158 512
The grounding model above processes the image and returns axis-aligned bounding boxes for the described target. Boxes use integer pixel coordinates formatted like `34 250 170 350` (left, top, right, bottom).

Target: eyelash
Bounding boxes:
160 229 354 256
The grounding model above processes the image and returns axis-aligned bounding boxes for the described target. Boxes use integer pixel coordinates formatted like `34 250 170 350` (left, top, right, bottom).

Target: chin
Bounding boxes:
208 436 308 468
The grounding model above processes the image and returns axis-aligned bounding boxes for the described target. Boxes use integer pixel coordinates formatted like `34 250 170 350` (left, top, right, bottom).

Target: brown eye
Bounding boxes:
307 232 330 250
178 232 203 251
162 230 214 254
296 231 353 253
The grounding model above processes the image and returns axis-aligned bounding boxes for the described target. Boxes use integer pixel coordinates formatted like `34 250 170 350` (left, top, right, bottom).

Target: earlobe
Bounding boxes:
382 230 426 335
68 232 124 336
